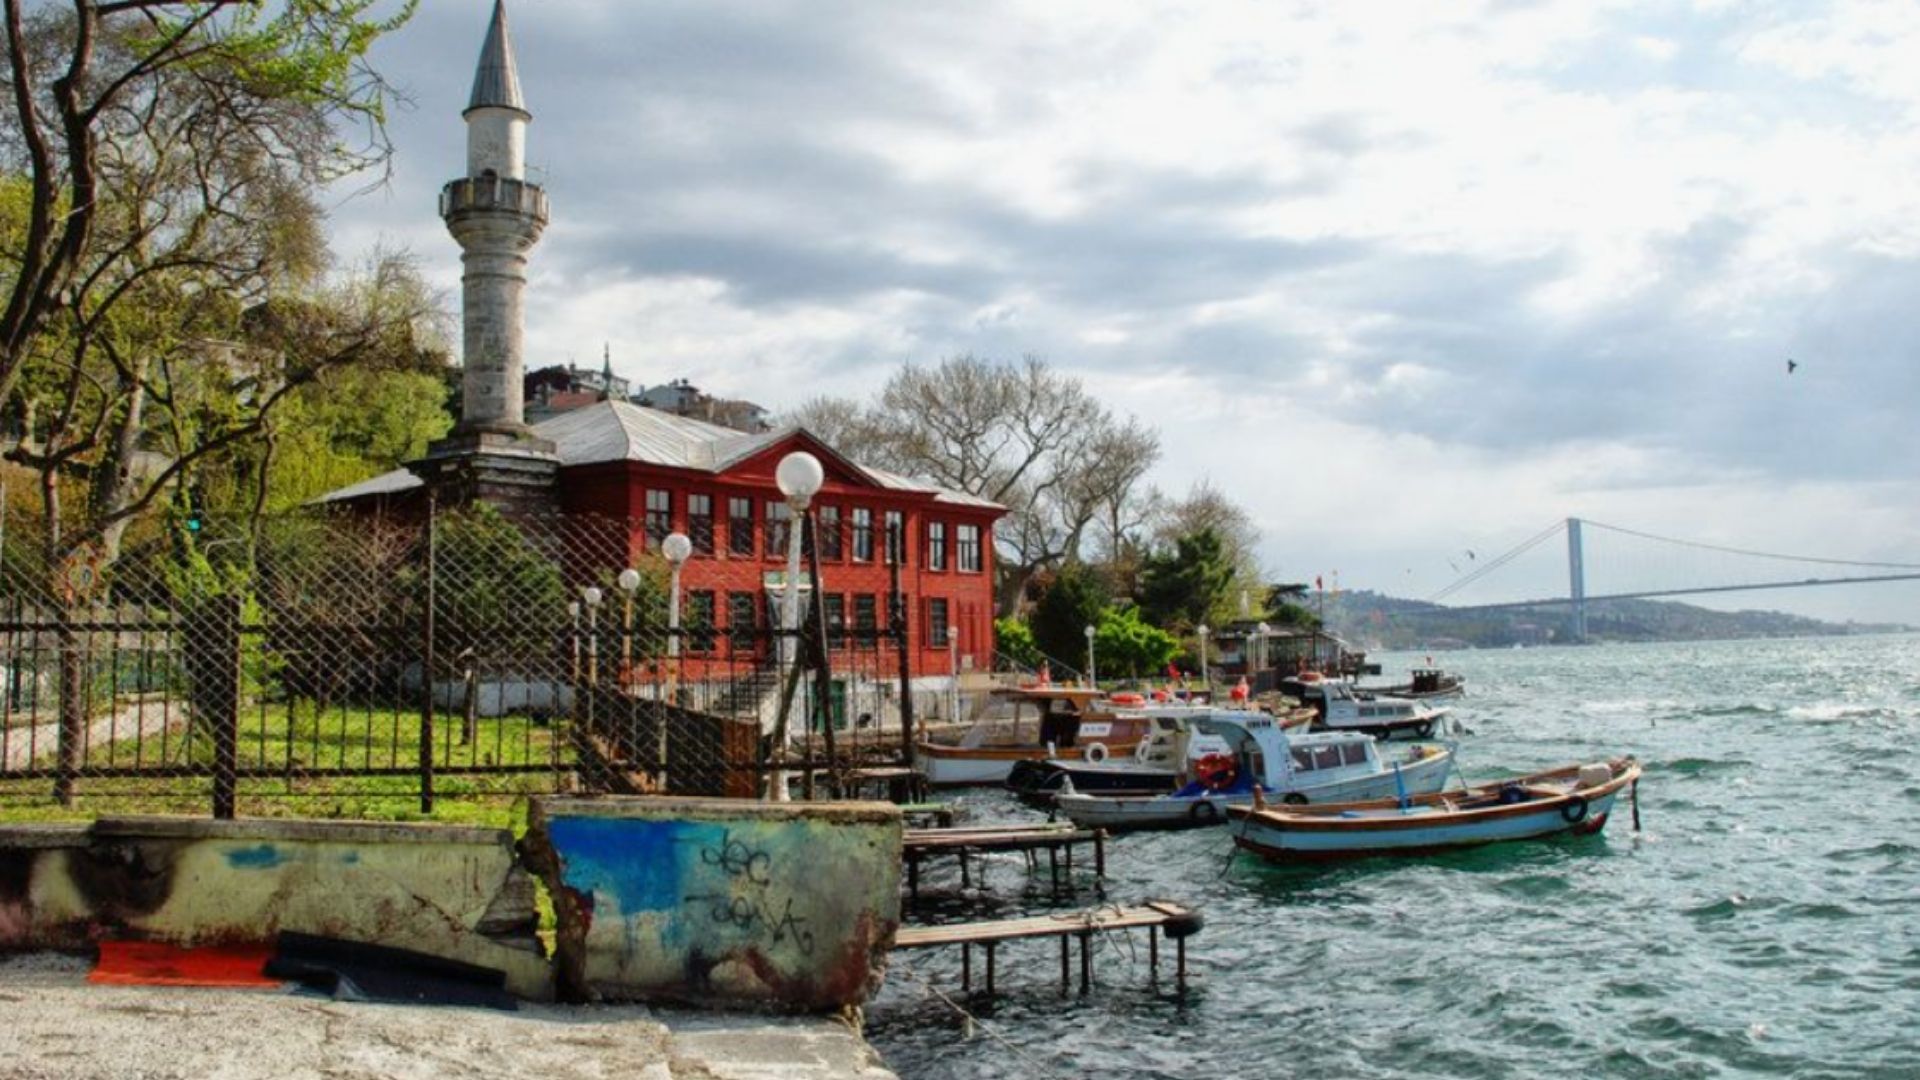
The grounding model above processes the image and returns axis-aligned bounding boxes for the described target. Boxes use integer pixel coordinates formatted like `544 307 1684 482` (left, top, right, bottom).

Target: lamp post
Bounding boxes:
581 587 603 740
1196 623 1210 696
770 451 824 802
1084 623 1097 689
616 567 643 695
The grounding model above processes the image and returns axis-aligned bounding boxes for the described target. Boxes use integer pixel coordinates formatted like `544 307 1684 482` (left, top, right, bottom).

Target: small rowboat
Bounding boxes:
1226 757 1641 861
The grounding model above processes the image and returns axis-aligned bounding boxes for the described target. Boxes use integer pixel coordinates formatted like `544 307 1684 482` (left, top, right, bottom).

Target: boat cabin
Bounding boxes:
1191 713 1392 792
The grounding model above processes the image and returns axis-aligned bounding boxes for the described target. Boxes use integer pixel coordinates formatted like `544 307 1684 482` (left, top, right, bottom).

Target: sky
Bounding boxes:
327 0 1920 624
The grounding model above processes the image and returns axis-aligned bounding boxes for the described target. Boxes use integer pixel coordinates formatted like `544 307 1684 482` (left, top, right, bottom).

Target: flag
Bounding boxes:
1315 574 1323 591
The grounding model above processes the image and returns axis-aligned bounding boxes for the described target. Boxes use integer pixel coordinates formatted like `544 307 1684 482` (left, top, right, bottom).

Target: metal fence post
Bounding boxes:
209 594 242 820
420 497 437 815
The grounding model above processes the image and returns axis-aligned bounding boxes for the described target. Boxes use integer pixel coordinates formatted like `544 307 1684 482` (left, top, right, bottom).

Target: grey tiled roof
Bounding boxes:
467 0 527 115
314 401 1005 512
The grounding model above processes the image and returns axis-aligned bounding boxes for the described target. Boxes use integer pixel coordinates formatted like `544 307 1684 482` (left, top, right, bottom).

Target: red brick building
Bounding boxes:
322 400 1004 678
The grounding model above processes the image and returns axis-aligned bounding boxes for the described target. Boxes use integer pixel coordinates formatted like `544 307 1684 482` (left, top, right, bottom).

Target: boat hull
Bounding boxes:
1228 759 1640 860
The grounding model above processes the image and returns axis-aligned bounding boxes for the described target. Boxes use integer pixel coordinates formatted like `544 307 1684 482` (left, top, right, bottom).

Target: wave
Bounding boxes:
1825 841 1919 863
1787 703 1906 724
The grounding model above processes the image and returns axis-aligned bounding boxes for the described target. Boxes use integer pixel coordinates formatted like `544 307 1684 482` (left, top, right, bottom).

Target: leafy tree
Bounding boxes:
1137 527 1237 633
1027 563 1110 676
1093 605 1180 679
993 616 1042 671
1264 582 1321 629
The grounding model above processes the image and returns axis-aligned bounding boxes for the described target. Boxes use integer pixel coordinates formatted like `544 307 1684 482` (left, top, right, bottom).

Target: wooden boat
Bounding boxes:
1358 667 1466 701
1052 713 1455 832
915 687 1155 786
1226 757 1642 860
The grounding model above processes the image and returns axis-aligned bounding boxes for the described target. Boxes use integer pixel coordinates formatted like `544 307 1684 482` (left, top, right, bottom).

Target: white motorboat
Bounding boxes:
1051 712 1456 831
1282 675 1451 740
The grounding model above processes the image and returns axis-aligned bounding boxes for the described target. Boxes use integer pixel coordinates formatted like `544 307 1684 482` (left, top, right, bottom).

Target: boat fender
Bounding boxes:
1189 800 1221 824
1161 910 1205 940
1414 719 1433 739
1084 741 1110 764
1560 795 1589 823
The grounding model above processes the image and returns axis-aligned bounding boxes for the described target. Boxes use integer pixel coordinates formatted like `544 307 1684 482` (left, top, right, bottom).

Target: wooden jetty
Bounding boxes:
902 823 1106 898
893 901 1201 994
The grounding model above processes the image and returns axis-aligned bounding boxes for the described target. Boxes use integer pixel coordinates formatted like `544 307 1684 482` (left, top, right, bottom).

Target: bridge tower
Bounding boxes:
1567 517 1587 642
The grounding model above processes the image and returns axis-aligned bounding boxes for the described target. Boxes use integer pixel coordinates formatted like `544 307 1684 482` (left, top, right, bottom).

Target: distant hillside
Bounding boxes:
1321 589 1911 650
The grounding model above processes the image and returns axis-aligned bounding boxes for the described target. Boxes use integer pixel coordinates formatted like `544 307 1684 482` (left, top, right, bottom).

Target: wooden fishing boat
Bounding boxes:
1357 667 1466 701
916 687 1155 786
1051 713 1455 832
1226 757 1642 860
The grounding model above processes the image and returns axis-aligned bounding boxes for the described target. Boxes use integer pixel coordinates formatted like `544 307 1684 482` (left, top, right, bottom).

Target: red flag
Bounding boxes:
1315 574 1324 591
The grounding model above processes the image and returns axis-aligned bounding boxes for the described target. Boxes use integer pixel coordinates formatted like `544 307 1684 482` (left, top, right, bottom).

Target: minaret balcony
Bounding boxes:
440 175 549 223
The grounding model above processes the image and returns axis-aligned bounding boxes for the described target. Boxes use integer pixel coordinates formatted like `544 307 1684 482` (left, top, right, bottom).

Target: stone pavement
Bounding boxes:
0 955 897 1080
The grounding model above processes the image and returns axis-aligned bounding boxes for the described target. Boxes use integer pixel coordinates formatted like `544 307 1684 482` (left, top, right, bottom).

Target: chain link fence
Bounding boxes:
0 501 918 819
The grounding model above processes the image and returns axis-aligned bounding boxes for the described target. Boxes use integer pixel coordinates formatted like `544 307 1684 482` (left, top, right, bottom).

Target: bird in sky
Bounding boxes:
1787 358 1798 374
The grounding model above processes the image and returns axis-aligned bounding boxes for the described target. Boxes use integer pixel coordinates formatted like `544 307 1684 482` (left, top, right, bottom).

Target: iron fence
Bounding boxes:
0 500 918 818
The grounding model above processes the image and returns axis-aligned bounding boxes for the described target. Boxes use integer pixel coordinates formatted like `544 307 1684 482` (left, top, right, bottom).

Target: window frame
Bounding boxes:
687 493 714 556
728 497 755 557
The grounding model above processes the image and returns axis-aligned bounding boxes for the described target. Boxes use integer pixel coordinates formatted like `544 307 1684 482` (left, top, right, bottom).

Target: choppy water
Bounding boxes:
867 634 1920 1079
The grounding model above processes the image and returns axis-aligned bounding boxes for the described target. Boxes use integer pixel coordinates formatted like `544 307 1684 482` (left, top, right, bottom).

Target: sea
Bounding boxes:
865 633 1920 1079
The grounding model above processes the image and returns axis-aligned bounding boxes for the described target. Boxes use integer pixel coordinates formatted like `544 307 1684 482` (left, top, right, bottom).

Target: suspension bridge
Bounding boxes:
1426 519 1920 640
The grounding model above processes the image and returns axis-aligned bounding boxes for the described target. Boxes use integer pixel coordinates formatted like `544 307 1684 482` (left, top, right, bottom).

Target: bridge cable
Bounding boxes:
1580 520 1920 571
1427 520 1567 604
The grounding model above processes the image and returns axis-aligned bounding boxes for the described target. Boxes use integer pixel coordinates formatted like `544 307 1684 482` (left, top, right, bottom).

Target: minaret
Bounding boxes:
414 0 557 507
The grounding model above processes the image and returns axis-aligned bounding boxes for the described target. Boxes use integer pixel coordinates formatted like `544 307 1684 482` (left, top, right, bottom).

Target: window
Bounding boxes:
727 591 758 647
956 524 982 572
1290 747 1316 771
728 497 754 556
1311 745 1343 771
688 494 714 555
687 590 716 652
885 511 904 564
823 593 846 646
926 522 947 571
765 501 791 556
645 489 672 549
854 594 878 635
1340 742 1368 767
851 508 873 562
817 506 842 560
926 598 950 648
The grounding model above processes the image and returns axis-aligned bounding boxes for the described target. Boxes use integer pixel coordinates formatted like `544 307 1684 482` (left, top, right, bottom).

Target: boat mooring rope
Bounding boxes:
890 958 1075 1078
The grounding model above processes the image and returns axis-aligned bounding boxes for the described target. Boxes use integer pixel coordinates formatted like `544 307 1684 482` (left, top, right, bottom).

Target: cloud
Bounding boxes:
328 0 1920 621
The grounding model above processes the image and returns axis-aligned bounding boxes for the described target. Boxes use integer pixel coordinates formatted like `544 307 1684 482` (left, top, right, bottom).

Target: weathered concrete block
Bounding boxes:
526 796 901 1010
0 817 552 1000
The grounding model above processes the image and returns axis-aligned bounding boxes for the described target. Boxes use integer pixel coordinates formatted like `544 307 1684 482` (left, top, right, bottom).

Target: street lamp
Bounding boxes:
1196 624 1210 694
660 533 692 663
1084 623 1097 688
770 452 824 802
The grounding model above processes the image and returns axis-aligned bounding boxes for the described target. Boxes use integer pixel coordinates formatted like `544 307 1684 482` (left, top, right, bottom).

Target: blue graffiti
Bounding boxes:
224 844 287 870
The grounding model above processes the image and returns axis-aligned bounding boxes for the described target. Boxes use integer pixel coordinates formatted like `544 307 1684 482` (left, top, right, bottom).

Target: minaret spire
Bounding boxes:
467 0 526 117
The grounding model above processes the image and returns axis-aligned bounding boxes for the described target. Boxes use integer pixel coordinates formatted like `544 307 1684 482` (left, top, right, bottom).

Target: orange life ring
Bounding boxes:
1300 671 1322 682
1110 692 1146 706
1193 752 1238 792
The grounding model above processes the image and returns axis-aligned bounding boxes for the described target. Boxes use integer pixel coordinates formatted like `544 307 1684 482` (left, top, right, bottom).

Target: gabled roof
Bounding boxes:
467 0 527 116
314 400 1005 513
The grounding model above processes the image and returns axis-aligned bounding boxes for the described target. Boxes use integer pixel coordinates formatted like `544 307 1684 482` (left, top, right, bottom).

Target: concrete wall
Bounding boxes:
0 817 551 1000
526 796 901 1010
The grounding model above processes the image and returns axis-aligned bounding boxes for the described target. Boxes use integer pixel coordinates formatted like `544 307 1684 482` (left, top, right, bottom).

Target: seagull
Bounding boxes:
1787 358 1798 374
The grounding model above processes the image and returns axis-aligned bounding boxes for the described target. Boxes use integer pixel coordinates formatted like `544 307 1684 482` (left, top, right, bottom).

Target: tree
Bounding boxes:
784 355 1160 612
992 616 1042 671
1136 527 1238 633
1027 563 1109 677
0 0 419 577
1264 582 1321 629
1093 605 1180 680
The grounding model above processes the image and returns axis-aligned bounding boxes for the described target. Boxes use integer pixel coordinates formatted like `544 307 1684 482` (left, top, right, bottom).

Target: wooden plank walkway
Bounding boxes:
902 824 1106 897
894 901 1200 994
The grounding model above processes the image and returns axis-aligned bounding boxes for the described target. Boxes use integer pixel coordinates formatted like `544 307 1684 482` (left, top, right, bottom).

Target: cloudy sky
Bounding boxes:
329 0 1920 623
